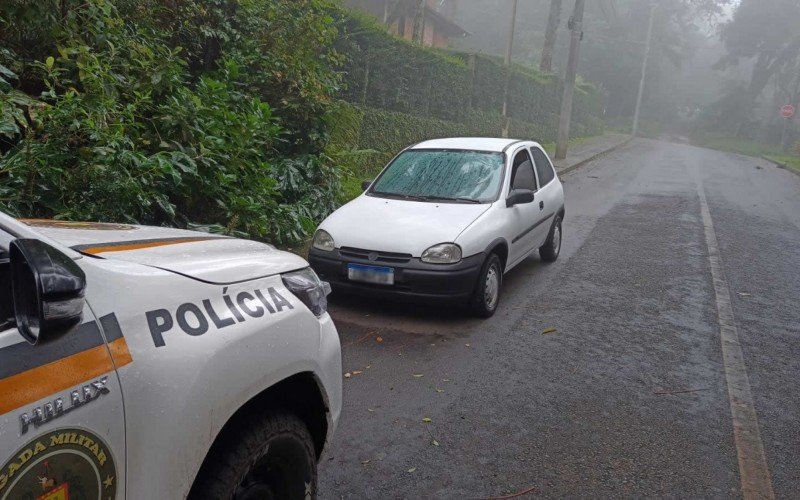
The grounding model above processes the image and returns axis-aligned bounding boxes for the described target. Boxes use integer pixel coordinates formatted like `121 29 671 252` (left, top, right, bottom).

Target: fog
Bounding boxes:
444 0 799 146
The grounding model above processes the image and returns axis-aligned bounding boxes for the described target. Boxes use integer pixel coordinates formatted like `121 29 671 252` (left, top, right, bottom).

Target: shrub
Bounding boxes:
0 0 341 247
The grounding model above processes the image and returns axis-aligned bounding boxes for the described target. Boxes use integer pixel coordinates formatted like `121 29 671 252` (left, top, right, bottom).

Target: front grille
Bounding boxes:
340 247 413 264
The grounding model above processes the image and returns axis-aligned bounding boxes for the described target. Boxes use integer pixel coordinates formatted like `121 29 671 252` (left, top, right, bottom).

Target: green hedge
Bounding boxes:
334 11 605 133
328 103 589 180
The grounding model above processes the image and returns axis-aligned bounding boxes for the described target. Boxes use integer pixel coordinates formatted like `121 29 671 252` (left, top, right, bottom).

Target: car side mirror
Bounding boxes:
361 180 373 191
506 189 535 207
9 239 86 345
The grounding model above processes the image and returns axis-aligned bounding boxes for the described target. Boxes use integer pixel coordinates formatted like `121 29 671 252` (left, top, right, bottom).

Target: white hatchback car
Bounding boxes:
309 138 565 317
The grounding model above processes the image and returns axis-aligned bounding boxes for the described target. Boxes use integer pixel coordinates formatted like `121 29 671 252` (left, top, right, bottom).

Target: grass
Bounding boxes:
694 136 800 174
765 155 800 173
695 136 787 158
542 136 594 157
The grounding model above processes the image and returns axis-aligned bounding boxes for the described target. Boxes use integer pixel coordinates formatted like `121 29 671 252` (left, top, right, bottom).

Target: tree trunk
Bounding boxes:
540 0 562 73
412 0 426 45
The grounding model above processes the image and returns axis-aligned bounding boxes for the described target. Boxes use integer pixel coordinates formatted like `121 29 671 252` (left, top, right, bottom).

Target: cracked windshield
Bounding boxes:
1 0 799 499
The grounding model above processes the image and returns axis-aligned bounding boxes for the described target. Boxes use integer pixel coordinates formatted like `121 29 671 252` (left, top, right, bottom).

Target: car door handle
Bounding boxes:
539 201 544 210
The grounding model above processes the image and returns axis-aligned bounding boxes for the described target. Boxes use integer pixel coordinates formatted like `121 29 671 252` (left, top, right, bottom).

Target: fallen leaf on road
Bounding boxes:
344 372 351 378
432 439 439 447
422 417 432 423
738 292 751 297
351 370 363 376
361 460 370 465
407 467 416 473
367 408 375 412
413 374 424 378
465 343 471 347
376 336 383 343
435 389 444 393
442 379 451 382
541 327 557 335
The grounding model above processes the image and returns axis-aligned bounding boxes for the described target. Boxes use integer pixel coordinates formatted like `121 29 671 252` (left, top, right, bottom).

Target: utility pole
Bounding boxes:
502 0 519 137
555 0 586 159
632 0 656 137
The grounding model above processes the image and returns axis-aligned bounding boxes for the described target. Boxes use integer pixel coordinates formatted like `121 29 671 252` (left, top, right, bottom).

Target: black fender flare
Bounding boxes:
482 237 510 270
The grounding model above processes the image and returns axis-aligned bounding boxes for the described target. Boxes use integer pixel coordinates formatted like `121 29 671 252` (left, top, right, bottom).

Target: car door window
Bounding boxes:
510 149 537 191
531 147 556 187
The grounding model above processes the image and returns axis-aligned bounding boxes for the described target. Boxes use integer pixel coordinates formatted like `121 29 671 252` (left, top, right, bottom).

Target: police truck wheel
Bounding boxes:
470 253 503 318
189 411 317 500
539 215 562 263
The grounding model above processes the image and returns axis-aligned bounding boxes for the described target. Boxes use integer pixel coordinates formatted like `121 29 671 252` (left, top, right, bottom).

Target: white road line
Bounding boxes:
693 171 775 500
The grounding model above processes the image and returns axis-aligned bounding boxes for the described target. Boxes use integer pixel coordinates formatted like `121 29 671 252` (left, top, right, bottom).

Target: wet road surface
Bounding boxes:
318 139 800 499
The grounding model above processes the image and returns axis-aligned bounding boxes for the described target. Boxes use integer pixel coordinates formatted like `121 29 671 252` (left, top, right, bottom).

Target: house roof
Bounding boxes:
424 5 470 38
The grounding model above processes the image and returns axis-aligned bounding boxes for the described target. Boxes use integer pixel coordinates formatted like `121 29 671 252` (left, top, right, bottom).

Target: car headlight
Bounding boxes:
281 267 332 317
312 229 335 252
421 243 462 264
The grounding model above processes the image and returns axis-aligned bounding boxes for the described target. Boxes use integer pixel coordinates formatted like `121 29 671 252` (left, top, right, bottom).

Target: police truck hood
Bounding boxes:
319 195 492 256
21 220 307 284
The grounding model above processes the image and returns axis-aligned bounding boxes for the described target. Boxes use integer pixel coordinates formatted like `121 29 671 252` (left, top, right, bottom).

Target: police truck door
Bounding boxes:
0 231 127 500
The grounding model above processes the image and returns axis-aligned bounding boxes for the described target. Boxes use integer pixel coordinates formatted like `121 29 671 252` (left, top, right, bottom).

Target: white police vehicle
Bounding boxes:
0 211 341 499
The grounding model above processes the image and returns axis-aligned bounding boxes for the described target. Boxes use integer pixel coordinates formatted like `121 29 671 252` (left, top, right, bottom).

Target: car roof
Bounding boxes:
409 137 540 153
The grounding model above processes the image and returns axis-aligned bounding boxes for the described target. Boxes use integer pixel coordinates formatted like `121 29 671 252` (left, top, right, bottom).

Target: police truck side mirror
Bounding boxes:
362 180 372 191
9 239 86 345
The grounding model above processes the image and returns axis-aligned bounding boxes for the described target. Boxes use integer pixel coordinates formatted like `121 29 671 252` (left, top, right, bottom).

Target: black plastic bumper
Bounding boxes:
309 248 485 304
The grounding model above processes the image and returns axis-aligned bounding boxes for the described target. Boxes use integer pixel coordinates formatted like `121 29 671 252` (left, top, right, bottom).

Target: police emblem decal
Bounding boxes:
0 428 117 500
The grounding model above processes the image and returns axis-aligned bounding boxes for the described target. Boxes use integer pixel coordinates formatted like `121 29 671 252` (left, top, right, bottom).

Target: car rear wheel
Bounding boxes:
189 411 317 500
540 215 562 262
470 253 503 318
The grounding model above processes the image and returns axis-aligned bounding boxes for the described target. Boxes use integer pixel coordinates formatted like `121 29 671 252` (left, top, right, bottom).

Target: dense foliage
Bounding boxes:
335 11 604 128
0 0 342 245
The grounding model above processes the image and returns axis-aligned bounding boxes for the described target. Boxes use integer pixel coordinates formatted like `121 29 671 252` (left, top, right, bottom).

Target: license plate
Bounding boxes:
347 264 394 285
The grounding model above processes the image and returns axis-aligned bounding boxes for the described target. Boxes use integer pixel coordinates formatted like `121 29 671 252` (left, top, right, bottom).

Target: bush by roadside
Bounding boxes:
326 102 605 203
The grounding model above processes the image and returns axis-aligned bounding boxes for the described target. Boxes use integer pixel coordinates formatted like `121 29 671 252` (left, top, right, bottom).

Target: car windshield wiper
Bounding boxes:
372 191 428 202
422 195 482 204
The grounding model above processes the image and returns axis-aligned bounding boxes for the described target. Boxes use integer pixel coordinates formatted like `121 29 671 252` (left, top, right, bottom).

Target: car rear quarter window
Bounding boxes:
511 149 536 191
531 148 556 186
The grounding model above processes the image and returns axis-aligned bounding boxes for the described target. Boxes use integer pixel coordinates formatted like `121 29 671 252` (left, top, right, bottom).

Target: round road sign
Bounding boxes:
781 104 795 119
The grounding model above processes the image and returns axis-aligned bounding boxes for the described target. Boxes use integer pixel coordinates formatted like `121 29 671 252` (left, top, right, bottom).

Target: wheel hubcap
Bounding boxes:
484 265 499 310
553 224 561 255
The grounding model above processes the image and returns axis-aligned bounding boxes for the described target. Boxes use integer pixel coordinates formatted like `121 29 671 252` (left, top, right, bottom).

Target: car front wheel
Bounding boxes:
470 253 503 318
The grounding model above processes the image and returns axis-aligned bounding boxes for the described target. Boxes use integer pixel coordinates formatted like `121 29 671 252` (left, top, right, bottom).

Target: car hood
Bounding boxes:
20 219 308 284
319 195 492 256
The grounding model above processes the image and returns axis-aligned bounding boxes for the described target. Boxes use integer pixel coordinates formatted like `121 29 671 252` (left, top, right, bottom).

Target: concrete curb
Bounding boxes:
555 135 635 175
760 155 800 178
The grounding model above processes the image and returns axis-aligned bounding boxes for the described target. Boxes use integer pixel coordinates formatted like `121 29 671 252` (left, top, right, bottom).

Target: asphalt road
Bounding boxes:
318 139 800 499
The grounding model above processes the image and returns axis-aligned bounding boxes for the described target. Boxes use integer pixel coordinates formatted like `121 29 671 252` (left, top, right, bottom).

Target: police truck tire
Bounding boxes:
470 253 503 318
189 411 317 500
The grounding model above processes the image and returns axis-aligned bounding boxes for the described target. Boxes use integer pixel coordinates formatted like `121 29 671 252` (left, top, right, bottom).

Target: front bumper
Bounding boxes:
309 248 485 304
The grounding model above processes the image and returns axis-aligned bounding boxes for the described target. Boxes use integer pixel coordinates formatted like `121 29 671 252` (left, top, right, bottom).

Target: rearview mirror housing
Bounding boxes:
10 239 86 345
506 189 535 207
361 180 373 191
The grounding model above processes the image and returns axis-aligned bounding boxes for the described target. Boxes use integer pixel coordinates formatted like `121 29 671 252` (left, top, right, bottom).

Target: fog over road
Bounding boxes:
319 139 800 499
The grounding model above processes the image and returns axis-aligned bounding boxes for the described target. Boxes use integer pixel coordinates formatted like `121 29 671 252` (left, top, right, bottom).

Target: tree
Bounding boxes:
412 0 425 44
539 0 562 72
715 0 800 136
